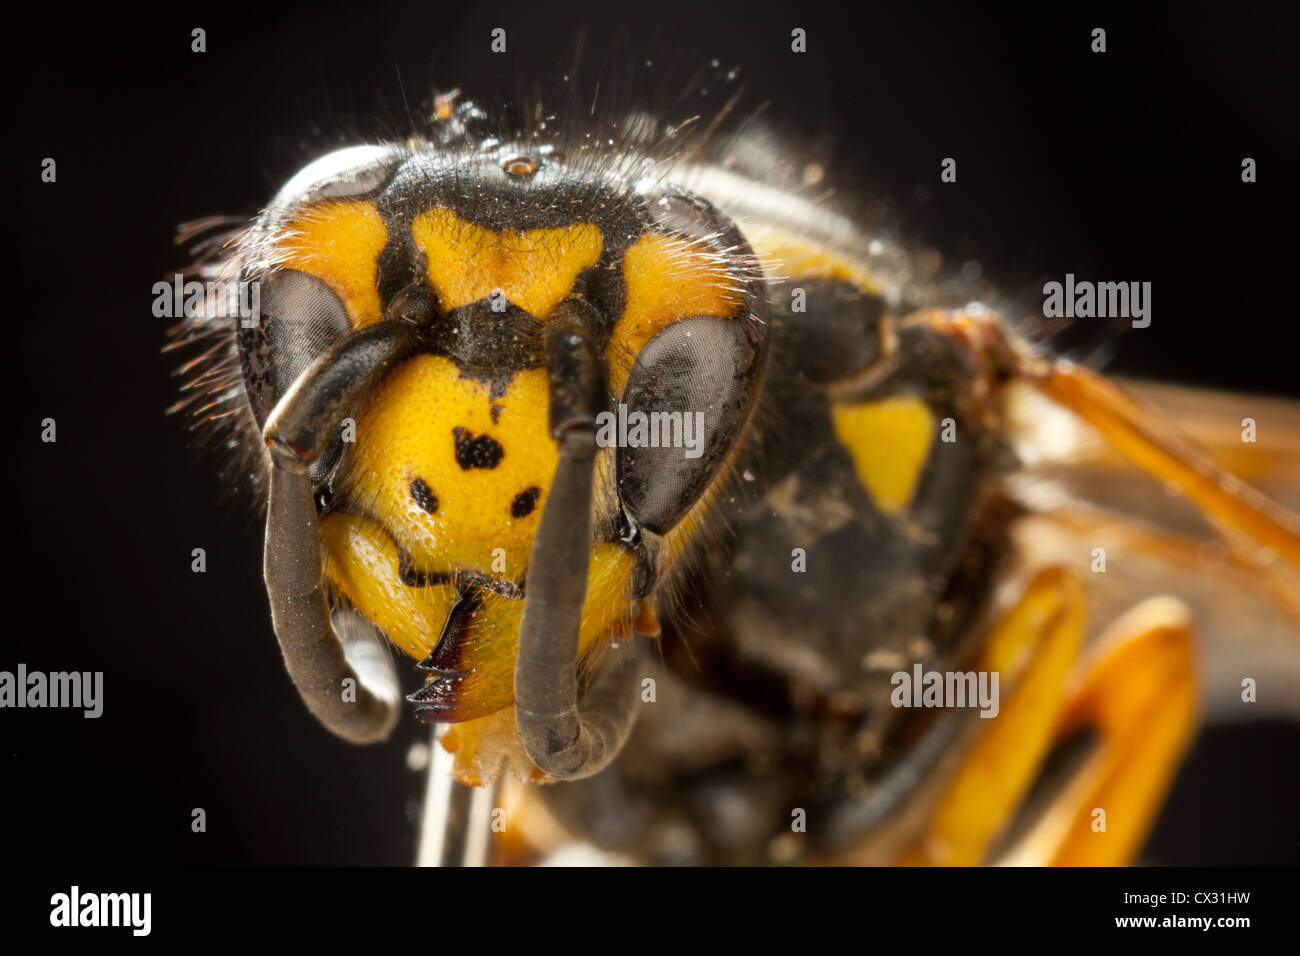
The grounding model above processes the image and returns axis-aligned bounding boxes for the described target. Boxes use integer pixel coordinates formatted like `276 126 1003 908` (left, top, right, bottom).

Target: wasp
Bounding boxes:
170 90 1300 866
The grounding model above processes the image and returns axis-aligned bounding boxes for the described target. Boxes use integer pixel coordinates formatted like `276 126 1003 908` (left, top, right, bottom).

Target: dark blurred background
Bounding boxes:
8 0 1298 865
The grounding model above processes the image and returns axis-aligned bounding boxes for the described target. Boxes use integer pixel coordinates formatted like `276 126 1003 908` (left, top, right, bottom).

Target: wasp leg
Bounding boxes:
265 466 400 742
261 322 419 743
514 315 640 780
893 567 1087 865
1000 597 1198 866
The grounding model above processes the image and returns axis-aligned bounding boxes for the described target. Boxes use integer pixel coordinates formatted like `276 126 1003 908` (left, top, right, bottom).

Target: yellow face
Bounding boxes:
270 197 748 733
319 353 636 722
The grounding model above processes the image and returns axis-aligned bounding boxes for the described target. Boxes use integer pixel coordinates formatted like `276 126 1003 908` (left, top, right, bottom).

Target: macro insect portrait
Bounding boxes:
9 0 1299 937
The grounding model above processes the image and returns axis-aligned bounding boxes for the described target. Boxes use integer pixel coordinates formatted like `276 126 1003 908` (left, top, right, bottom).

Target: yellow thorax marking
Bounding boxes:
410 208 603 317
744 223 884 296
832 395 935 514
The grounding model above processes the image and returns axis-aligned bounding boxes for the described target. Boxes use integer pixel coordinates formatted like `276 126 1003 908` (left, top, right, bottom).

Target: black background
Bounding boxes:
7 0 1299 866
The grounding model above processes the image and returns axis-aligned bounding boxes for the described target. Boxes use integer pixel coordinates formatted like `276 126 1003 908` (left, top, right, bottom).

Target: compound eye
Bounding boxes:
616 315 763 534
239 269 351 418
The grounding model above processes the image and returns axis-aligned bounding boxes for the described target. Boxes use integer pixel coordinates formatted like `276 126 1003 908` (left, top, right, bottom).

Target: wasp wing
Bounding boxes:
1004 378 1300 720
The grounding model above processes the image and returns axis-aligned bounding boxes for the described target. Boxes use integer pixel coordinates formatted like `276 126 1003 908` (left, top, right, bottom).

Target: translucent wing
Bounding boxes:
1005 377 1300 720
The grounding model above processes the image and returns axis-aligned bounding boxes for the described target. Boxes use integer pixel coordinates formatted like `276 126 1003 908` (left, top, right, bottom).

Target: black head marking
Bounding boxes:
511 486 541 518
410 477 439 514
453 427 504 470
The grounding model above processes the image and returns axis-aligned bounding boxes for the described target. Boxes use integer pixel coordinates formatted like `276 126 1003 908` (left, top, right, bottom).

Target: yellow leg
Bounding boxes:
1004 597 1199 866
899 567 1086 865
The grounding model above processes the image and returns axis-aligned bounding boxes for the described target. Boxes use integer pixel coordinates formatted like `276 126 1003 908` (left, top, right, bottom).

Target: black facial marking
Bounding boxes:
453 427 504 470
425 301 543 398
511 486 541 518
410 477 439 513
397 550 525 598
490 403 503 424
